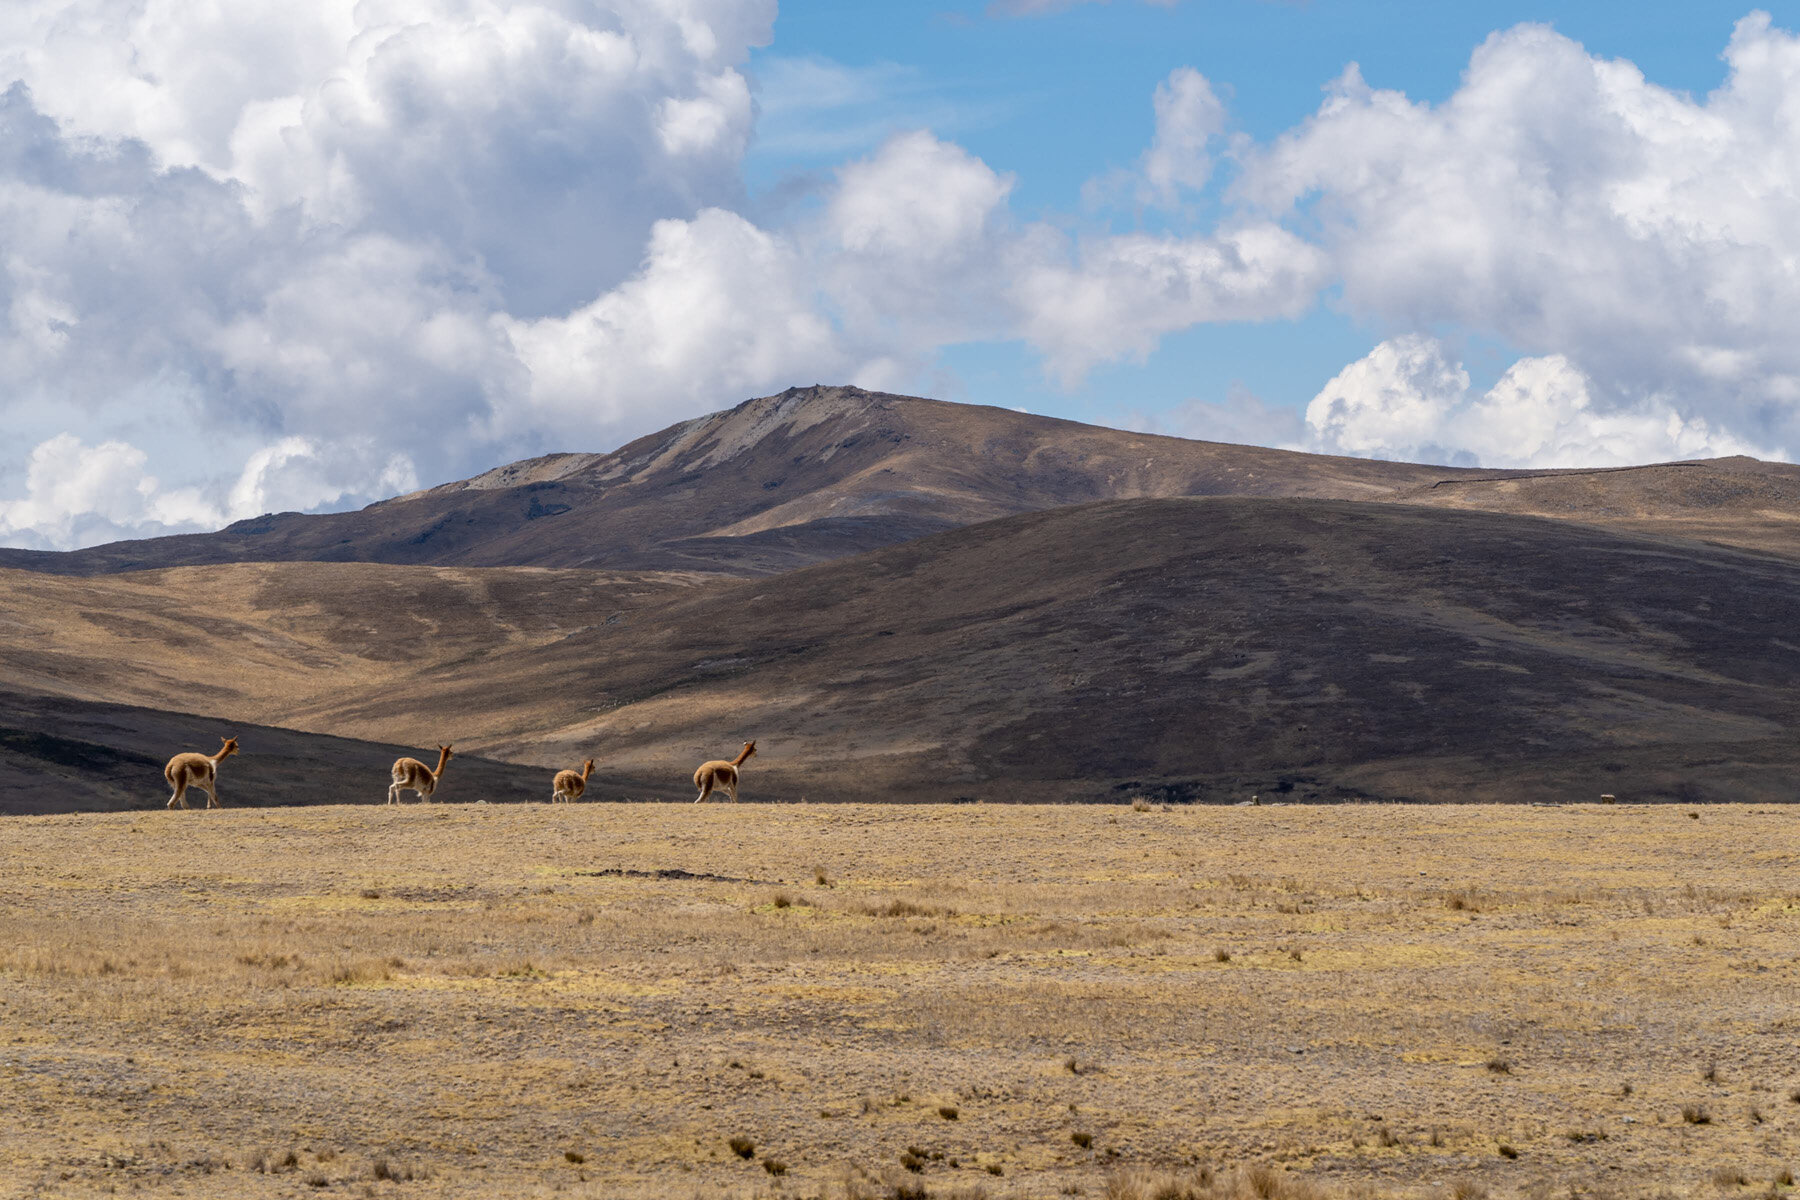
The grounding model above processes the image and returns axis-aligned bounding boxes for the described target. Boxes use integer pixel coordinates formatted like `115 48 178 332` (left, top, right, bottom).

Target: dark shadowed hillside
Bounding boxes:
0 689 670 815
468 497 1800 803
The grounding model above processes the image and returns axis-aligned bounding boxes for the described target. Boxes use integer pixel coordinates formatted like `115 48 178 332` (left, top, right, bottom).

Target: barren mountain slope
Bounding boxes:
0 386 1485 576
8 387 1800 577
0 562 705 721
10 499 1800 808
1400 455 1800 555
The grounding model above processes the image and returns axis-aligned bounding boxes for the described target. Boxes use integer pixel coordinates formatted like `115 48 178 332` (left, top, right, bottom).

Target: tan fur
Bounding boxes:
164 736 239 810
693 741 756 804
389 745 454 804
551 758 594 803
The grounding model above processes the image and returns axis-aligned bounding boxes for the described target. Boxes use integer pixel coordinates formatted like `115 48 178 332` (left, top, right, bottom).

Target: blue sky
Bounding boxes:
3 1 1800 548
747 1 1800 426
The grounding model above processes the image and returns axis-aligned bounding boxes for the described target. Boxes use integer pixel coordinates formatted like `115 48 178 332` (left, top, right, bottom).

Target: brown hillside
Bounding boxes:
7 499 1800 808
0 563 704 714
1400 455 1800 554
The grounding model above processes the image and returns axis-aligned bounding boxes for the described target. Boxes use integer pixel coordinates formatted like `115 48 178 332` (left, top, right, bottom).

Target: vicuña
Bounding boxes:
693 741 756 804
389 745 454 804
164 736 239 810
552 759 594 803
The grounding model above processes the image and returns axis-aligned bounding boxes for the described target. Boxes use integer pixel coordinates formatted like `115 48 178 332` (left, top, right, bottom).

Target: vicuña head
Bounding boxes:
163 735 240 810
694 739 758 804
388 743 454 805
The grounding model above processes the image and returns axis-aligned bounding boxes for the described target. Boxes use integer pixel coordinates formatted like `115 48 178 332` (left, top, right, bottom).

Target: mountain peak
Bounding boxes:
12 386 1800 576
604 384 898 481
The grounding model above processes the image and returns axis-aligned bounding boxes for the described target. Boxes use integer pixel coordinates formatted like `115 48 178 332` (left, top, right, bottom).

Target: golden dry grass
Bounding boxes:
1 803 1797 1198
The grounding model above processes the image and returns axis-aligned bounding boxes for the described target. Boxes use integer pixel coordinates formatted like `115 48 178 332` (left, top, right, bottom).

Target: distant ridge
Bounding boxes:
8 385 1800 575
0 386 1488 576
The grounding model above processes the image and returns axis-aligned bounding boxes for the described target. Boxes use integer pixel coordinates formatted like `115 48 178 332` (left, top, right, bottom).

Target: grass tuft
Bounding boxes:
862 898 954 918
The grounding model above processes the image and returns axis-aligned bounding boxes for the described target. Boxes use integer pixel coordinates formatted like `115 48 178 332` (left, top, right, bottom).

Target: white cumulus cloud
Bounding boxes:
0 431 410 550
1141 67 1226 204
500 207 851 435
1236 14 1800 458
1305 336 1774 468
1015 224 1328 384
0 0 782 549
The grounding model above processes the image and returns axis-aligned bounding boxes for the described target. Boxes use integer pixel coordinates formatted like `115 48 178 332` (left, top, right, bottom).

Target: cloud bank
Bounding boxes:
2 5 1798 546
1234 15 1800 466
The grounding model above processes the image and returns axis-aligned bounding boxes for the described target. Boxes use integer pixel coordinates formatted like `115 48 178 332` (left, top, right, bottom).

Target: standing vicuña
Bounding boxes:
552 759 593 803
389 745 453 804
693 741 756 804
164 736 239 810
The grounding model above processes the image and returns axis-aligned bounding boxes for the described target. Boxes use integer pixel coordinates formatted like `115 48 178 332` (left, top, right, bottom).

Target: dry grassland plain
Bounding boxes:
2 803 1797 1200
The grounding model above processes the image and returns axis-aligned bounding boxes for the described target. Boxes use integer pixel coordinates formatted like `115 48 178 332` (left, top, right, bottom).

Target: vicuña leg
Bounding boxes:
694 778 713 804
167 783 186 810
204 781 220 809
